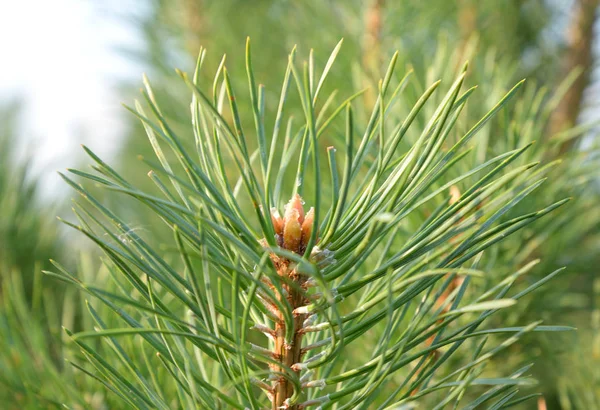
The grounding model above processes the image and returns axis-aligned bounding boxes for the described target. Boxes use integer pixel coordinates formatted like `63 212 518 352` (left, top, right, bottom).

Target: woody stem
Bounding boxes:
272 277 308 410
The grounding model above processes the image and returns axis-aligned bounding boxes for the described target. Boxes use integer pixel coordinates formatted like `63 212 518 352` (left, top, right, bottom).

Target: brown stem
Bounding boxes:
410 188 464 396
362 0 385 107
272 272 309 410
267 196 318 409
548 0 599 154
456 0 477 69
182 0 204 56
409 275 463 396
363 0 385 65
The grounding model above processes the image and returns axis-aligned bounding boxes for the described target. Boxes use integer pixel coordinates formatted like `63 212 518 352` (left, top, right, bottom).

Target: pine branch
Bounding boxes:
547 0 599 154
51 39 577 409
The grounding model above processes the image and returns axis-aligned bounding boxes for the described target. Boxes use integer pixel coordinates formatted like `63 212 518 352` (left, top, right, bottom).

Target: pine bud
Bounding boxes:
301 207 314 245
283 208 302 252
266 194 319 255
271 207 284 235
285 194 305 224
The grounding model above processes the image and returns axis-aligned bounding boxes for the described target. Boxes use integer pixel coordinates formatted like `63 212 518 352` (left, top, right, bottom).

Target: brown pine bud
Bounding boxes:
283 208 302 253
301 207 314 247
285 194 305 225
271 207 284 235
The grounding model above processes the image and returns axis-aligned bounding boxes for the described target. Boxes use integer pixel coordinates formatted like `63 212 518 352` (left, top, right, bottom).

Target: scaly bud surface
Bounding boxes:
257 194 332 409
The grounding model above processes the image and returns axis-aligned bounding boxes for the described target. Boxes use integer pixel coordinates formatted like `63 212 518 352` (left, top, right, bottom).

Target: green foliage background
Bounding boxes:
1 0 599 409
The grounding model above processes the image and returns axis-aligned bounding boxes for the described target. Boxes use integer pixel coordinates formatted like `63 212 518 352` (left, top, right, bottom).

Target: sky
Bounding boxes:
0 0 142 196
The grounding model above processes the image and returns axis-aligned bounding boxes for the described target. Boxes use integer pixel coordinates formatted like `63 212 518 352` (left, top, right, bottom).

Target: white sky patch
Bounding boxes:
0 0 142 197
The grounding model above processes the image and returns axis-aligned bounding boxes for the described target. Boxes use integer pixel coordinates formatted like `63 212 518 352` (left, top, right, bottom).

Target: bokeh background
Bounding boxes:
0 0 599 409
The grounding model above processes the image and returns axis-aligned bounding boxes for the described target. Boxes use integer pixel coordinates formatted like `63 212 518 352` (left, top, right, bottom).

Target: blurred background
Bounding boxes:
0 0 599 409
